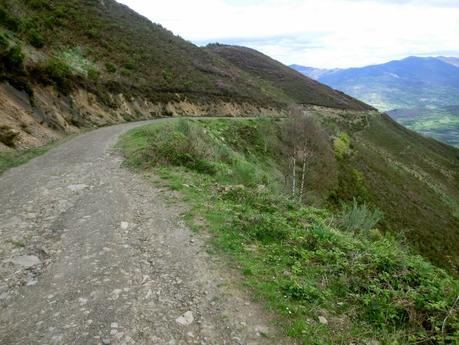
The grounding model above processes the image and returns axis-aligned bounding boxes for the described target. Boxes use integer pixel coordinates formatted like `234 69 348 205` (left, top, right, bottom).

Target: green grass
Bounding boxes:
118 118 459 344
0 144 53 175
0 130 84 175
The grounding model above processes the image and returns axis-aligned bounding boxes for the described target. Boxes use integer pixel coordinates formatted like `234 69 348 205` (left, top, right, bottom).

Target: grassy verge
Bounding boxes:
0 130 85 175
0 143 53 175
118 118 459 344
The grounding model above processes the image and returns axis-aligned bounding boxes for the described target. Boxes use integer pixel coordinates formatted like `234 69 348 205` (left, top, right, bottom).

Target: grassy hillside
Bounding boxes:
0 0 369 111
118 118 459 344
206 44 372 111
342 114 459 272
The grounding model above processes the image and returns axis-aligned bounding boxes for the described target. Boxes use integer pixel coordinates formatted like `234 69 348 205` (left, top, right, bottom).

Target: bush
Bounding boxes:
0 33 8 51
28 29 45 48
0 7 21 32
338 198 383 232
87 68 99 81
26 0 49 10
334 131 351 158
86 28 100 39
124 61 135 70
46 57 71 81
105 62 116 73
39 57 73 92
2 45 25 72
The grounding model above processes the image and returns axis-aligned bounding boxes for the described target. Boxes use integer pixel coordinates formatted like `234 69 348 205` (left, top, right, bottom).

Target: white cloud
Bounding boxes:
116 0 459 68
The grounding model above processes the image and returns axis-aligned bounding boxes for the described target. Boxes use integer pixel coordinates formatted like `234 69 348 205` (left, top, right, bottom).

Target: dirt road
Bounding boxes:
0 120 289 345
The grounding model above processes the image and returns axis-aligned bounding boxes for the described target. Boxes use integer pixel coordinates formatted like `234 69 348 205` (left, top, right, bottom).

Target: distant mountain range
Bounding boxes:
291 56 459 111
291 56 459 147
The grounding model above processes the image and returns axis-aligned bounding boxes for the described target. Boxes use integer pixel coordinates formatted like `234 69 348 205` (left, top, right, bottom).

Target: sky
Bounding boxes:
116 0 459 68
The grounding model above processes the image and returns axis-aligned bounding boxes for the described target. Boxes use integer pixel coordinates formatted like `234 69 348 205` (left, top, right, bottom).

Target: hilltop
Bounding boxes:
207 45 371 111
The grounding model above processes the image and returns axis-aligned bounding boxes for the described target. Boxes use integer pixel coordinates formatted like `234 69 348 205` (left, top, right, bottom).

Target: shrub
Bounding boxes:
87 68 99 81
26 0 49 10
46 57 71 81
0 7 21 32
0 33 8 51
338 198 383 232
28 29 45 48
105 62 116 73
86 28 100 39
2 45 25 73
42 57 73 92
124 61 135 70
334 131 351 158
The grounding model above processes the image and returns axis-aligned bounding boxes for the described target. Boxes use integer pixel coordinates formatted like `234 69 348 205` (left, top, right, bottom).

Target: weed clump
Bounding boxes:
338 198 383 232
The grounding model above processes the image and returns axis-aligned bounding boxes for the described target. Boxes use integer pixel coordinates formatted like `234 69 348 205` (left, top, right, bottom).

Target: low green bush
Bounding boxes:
2 45 24 72
0 33 8 51
105 62 116 73
46 57 71 81
338 198 383 232
28 29 45 48
87 68 99 81
0 6 21 32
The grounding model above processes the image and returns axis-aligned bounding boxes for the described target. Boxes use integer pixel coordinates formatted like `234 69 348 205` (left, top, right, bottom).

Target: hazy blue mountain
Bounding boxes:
291 57 459 111
290 57 459 147
288 64 339 80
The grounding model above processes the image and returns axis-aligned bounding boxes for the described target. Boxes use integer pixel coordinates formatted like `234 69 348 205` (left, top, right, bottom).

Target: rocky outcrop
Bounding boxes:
0 82 286 150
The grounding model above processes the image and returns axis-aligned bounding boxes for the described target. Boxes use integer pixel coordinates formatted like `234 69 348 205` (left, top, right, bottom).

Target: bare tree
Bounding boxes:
281 106 329 202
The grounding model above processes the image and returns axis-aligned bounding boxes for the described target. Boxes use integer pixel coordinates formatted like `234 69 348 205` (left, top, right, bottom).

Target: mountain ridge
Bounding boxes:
290 56 459 110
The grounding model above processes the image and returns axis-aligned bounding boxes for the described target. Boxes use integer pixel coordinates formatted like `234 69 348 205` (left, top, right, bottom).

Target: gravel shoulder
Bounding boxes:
0 120 291 345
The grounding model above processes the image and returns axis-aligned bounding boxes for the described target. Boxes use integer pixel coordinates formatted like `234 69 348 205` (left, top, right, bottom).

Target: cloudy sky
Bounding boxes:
116 0 459 68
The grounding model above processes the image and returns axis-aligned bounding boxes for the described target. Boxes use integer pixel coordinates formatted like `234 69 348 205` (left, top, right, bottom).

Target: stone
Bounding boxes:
176 311 194 326
255 325 269 337
10 255 41 268
318 316 328 325
101 336 111 344
120 222 129 230
67 184 88 192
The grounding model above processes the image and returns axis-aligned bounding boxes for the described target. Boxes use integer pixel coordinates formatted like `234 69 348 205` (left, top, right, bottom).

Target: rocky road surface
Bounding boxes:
0 120 290 345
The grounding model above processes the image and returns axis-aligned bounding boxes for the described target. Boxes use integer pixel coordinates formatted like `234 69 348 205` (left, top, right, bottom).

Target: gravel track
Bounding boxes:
0 120 291 345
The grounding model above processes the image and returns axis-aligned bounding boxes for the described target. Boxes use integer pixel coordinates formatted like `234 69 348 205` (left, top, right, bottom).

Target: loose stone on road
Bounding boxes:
0 120 290 344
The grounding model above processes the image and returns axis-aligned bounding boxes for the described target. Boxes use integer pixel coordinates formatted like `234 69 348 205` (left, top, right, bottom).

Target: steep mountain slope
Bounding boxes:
292 57 459 111
342 112 459 273
0 0 369 150
119 118 459 343
206 45 372 111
